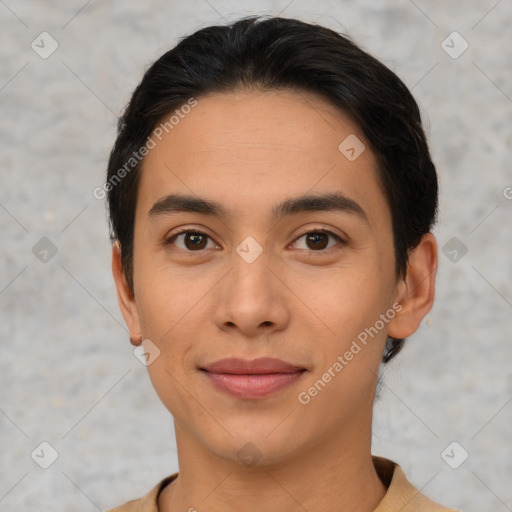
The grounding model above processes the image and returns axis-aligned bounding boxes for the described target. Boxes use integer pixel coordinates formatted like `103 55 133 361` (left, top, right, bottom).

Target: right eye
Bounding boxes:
163 229 221 252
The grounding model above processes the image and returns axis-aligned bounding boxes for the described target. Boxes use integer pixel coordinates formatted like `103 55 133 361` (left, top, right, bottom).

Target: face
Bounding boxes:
114 89 426 467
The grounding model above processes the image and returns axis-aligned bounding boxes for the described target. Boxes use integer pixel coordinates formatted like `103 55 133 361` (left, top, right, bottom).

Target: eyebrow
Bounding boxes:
148 192 369 224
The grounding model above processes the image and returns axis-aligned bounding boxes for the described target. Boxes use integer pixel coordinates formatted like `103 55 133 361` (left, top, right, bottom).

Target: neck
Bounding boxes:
158 421 387 512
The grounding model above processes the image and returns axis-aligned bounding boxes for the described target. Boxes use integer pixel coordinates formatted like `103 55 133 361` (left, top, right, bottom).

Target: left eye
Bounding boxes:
292 230 344 251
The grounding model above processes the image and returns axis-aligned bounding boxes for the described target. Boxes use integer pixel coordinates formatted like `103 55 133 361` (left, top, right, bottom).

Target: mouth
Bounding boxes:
199 357 307 399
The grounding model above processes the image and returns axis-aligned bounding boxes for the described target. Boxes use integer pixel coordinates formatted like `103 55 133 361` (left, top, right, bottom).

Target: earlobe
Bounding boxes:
129 333 143 347
387 232 438 340
112 240 143 344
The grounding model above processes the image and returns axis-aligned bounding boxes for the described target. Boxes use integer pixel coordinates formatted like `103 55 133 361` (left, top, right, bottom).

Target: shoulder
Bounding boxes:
105 497 140 512
106 473 178 512
373 456 459 512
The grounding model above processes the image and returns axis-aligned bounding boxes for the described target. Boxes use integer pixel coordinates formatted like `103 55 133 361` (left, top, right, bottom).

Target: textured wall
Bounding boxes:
1 1 511 511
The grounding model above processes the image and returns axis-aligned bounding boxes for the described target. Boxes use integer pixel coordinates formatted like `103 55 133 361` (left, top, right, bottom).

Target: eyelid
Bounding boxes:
290 226 347 250
163 224 347 252
162 227 219 249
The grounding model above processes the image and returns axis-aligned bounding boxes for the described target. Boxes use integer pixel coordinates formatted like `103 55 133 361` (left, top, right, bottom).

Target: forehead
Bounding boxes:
137 89 389 226
153 88 366 160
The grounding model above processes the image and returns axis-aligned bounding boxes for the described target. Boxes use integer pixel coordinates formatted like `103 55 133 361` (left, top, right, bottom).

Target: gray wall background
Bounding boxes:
1 1 511 511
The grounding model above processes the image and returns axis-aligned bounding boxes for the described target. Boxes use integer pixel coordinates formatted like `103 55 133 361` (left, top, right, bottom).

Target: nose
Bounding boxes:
213 242 290 340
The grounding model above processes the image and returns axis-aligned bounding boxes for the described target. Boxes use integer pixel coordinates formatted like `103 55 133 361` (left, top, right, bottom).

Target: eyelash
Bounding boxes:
163 227 346 253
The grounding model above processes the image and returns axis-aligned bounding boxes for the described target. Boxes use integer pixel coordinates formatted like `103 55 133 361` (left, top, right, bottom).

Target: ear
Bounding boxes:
387 232 438 339
112 240 143 346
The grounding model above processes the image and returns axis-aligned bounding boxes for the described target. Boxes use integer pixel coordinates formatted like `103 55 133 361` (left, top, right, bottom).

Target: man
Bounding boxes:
105 15 456 512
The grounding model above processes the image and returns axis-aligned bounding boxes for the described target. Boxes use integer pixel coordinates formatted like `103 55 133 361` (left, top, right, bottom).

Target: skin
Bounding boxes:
112 89 438 512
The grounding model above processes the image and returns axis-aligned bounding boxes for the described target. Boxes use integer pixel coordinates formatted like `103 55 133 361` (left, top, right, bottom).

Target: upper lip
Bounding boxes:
201 357 305 375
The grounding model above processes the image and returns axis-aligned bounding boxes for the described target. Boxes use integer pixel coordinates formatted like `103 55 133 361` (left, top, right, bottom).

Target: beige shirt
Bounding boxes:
106 456 458 512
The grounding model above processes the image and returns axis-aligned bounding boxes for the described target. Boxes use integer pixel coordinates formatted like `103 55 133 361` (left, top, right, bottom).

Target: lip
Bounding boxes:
200 357 307 399
202 357 305 374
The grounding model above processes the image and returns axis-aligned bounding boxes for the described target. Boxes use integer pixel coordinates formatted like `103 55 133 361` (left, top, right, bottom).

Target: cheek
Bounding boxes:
133 257 214 380
133 244 198 336
138 289 200 418
304 265 386 336
303 268 394 395
296 271 391 411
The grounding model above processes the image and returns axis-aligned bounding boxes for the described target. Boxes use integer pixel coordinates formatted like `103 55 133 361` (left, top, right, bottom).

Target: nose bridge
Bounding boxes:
230 235 273 304
213 235 289 334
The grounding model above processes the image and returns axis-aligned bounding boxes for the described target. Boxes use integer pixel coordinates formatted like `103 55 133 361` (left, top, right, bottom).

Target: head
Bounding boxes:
107 16 438 466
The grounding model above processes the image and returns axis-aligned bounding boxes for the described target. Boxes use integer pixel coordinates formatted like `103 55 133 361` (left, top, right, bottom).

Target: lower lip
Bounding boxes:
203 371 305 399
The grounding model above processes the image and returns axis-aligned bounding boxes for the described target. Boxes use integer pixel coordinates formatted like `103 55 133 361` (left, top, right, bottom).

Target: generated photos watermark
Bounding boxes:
93 97 198 200
298 301 402 405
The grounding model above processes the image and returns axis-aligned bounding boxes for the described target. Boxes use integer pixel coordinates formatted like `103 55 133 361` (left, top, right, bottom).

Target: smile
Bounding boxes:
200 357 307 399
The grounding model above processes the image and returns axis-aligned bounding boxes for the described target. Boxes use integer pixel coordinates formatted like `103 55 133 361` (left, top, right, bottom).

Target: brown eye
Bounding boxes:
184 233 207 250
293 229 344 251
165 230 219 251
305 232 329 250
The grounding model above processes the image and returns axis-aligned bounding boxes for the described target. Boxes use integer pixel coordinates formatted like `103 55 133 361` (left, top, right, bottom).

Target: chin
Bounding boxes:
204 423 307 469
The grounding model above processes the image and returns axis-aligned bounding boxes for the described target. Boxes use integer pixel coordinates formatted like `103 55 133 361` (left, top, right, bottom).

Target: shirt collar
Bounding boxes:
111 456 453 511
